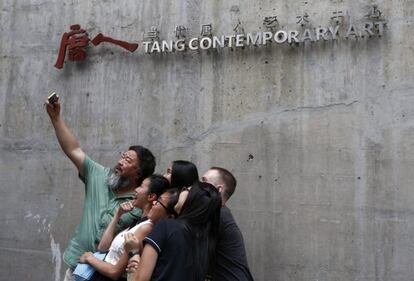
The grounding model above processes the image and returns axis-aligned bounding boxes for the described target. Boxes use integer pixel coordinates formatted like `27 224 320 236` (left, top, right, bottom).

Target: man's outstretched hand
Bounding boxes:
45 95 61 121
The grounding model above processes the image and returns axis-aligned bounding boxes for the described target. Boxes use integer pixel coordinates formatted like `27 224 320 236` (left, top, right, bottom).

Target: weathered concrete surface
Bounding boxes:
1 0 414 280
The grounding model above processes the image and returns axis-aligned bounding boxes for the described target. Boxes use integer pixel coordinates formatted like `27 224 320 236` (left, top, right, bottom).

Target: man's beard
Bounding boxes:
106 169 132 191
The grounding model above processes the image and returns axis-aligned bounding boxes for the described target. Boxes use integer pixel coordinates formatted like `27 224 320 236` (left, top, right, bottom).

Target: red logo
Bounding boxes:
55 24 138 69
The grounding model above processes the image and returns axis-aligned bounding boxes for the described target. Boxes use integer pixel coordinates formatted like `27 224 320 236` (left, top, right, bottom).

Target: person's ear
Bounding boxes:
148 193 157 202
217 185 224 194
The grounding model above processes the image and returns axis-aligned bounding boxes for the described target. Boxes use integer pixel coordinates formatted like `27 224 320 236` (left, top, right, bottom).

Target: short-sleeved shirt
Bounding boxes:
144 219 193 281
214 206 254 281
63 155 141 269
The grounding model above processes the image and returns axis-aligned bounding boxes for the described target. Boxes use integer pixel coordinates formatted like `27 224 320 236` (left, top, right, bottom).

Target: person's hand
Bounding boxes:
126 254 140 273
79 252 93 264
117 201 134 217
45 96 61 121
124 232 140 252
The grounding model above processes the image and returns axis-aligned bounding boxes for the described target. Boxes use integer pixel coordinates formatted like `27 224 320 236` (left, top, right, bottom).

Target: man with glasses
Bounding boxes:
202 167 254 281
45 96 156 281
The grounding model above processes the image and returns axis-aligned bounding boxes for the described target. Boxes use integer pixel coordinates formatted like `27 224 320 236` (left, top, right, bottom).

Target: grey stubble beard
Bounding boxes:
106 169 132 191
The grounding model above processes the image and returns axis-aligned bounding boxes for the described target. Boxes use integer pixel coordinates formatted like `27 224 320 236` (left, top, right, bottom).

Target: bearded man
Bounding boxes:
45 97 155 281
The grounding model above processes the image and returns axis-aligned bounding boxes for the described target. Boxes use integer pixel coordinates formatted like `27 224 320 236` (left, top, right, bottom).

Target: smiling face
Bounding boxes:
147 192 173 223
132 177 151 208
114 150 139 179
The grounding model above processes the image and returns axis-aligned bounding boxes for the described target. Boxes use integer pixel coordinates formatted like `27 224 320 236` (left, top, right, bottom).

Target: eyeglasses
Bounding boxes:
155 198 178 217
155 198 169 212
119 152 135 164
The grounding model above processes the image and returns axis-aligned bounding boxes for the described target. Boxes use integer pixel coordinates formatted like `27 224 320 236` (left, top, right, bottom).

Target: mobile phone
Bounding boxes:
48 92 58 105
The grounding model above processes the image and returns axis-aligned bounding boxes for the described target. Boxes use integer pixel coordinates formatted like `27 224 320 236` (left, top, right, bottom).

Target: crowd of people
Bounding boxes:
45 97 254 281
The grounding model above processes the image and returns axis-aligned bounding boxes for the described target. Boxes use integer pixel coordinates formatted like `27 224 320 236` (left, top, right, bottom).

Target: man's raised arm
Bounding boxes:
45 97 86 177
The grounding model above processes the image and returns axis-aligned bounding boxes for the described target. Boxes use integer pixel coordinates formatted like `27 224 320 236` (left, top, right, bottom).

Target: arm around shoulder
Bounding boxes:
124 223 153 253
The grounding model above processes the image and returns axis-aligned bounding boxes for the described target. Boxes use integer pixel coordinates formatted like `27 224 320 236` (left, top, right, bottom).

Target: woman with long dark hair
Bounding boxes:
129 181 222 281
164 160 199 189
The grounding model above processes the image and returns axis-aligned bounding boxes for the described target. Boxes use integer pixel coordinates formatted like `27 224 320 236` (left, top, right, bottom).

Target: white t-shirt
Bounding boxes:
104 219 153 265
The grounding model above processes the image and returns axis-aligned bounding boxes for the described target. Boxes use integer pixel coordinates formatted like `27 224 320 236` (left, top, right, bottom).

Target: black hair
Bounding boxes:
127 174 168 229
162 188 180 217
170 160 199 189
129 145 156 186
148 174 170 198
210 167 237 201
178 182 222 281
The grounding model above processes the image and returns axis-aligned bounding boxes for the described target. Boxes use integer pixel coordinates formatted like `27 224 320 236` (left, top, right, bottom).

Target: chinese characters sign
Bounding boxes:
55 6 387 68
55 24 138 69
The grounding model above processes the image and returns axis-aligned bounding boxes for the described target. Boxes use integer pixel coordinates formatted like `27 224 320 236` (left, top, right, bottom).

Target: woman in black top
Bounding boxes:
130 181 222 281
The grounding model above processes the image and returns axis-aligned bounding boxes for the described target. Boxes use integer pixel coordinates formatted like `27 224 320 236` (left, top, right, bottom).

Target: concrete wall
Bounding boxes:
1 0 414 280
